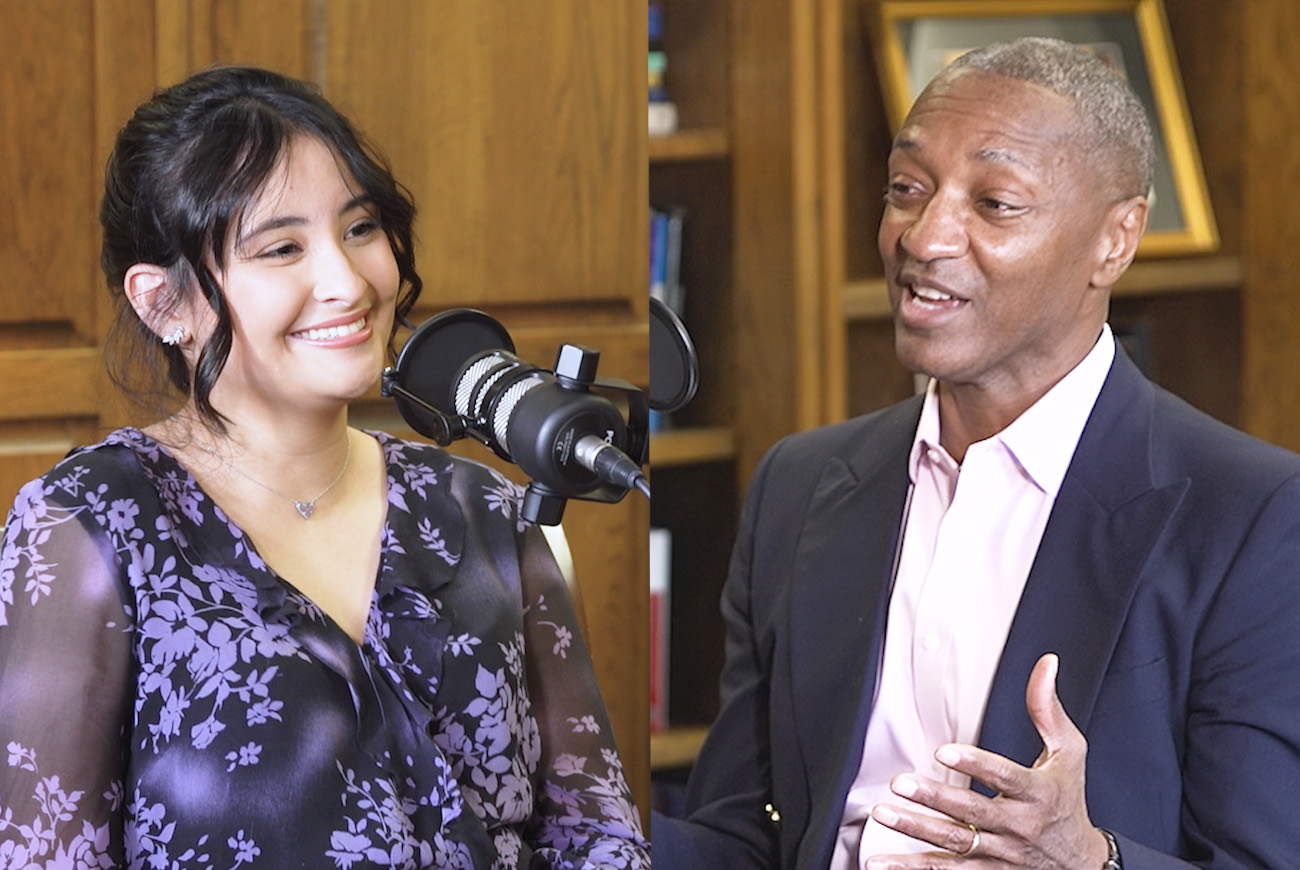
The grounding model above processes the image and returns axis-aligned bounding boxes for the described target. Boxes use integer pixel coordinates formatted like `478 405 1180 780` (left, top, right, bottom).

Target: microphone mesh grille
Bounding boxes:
455 352 513 418
494 374 544 453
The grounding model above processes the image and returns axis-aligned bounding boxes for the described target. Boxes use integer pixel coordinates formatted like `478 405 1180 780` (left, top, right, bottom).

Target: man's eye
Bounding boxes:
980 198 1022 214
884 182 919 201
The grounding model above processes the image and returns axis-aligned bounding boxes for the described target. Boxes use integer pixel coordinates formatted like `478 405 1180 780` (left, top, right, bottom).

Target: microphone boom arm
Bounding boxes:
379 371 465 446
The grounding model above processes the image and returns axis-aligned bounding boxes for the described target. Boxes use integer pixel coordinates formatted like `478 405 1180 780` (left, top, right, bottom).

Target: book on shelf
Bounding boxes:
650 204 687 433
648 1 678 136
649 205 686 317
649 54 678 136
650 526 672 732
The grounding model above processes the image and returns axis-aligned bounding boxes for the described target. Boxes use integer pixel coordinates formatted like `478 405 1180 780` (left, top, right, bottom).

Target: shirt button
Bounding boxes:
921 633 940 653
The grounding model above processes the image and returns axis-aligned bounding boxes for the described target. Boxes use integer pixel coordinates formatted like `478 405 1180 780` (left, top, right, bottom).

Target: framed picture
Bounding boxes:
869 0 1217 257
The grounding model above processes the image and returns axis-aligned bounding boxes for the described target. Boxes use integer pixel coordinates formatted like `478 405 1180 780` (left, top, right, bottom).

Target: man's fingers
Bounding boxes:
886 657 1098 868
1025 653 1083 758
926 654 1087 800
932 743 1027 800
870 801 990 860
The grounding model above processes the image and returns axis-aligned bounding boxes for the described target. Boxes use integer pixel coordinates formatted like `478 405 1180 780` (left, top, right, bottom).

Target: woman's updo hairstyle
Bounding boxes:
100 66 421 429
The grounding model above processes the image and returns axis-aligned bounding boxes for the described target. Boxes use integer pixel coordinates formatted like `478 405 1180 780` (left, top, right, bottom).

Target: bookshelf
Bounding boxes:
647 0 838 782
647 0 738 775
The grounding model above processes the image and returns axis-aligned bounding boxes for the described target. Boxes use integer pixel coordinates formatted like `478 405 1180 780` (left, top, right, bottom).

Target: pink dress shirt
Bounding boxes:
831 326 1116 867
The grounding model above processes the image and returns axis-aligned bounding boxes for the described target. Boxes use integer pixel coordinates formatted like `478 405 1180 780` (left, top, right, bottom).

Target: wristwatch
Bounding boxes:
1099 828 1123 870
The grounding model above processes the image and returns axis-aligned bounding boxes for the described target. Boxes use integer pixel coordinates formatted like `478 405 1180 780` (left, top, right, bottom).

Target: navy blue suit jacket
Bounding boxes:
653 349 1300 869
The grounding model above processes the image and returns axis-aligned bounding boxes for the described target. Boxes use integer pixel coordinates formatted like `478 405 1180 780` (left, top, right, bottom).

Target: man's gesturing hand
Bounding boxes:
865 654 1112 869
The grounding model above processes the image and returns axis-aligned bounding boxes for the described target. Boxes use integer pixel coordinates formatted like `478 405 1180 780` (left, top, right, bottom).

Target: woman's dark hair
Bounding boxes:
101 65 421 429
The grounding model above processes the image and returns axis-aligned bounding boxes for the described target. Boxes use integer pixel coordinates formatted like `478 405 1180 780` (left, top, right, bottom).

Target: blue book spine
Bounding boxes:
650 208 669 300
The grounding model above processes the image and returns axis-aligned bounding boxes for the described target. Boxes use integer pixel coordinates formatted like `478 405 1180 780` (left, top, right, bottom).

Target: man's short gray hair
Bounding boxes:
940 36 1154 199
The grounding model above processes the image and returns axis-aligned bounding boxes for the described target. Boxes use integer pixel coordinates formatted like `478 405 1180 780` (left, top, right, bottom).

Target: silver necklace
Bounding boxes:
196 435 351 520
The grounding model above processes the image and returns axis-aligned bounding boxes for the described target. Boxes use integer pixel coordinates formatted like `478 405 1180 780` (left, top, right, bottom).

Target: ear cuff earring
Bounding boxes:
161 325 187 347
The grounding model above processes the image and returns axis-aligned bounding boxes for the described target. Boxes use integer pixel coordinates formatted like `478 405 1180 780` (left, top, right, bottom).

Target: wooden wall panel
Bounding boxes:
155 0 314 85
1242 0 1300 451
1163 0 1243 260
322 1 645 313
731 0 829 481
0 0 155 505
93 0 159 433
0 349 101 420
0 1 98 336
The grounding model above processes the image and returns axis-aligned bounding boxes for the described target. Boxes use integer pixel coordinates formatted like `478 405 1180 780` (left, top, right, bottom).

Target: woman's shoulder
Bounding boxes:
3 428 177 568
16 428 166 508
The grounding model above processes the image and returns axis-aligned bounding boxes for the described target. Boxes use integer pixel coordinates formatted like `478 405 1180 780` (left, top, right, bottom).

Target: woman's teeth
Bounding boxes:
297 317 365 341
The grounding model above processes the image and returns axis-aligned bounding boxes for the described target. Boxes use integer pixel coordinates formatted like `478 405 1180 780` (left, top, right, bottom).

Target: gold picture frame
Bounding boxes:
870 0 1217 257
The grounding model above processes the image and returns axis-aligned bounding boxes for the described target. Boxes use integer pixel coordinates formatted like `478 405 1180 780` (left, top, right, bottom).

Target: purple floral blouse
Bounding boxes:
0 428 648 868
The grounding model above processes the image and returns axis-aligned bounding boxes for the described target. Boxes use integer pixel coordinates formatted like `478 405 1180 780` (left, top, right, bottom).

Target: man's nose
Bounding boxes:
899 193 968 262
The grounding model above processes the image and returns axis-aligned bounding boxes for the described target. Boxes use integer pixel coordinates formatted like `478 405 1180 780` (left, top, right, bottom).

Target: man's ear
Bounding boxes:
1090 196 1149 289
124 263 180 338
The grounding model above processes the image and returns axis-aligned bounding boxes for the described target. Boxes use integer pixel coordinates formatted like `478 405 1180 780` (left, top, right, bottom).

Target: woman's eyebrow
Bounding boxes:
237 195 376 246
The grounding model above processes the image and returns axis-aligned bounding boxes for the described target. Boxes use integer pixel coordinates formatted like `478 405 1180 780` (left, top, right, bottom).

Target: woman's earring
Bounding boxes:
161 325 187 347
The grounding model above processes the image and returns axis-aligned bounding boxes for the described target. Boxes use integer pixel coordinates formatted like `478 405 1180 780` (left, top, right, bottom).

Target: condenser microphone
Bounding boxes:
449 341 647 496
382 309 650 524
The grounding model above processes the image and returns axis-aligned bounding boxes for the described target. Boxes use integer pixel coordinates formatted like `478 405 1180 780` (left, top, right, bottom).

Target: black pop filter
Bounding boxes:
649 296 699 413
384 309 513 444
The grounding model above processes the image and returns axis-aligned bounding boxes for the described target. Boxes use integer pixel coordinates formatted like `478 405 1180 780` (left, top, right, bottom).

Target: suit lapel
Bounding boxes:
976 351 1187 789
785 400 919 866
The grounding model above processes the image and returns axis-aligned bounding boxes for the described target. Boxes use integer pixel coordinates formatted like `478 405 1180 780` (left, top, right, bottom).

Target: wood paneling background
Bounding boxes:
1243 0 1300 451
0 0 648 824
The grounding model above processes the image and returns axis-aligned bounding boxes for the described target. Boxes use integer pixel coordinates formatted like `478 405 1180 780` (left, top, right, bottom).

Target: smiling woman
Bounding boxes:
0 66 649 869
154 134 403 424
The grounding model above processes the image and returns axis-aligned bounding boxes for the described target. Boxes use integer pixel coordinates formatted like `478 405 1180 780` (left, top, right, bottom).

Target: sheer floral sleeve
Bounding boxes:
0 475 135 867
519 526 650 869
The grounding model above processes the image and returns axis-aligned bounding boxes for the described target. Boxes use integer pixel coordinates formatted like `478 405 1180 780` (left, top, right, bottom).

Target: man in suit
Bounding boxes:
652 37 1300 870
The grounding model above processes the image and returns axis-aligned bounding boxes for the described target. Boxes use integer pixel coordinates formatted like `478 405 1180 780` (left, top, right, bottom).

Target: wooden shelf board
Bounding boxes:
842 278 892 321
651 427 737 467
651 724 712 770
649 128 730 162
1110 254 1243 297
843 255 1243 323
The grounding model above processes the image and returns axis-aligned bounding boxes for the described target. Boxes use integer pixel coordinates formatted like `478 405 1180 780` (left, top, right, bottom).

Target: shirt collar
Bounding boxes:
908 324 1116 496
